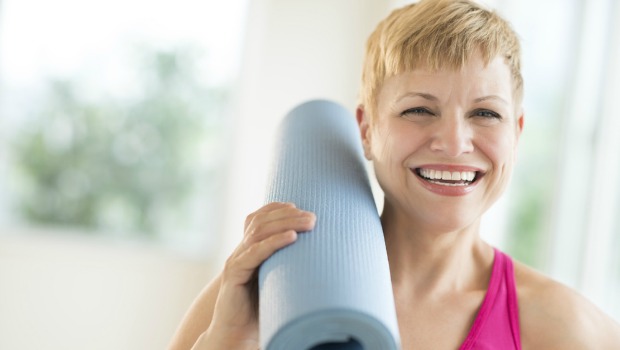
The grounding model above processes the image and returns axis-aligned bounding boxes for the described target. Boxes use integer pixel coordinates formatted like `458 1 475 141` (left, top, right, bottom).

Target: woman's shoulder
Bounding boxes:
512 259 620 349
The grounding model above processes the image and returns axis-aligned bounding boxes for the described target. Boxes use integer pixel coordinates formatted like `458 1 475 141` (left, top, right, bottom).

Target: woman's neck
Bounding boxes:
381 203 494 298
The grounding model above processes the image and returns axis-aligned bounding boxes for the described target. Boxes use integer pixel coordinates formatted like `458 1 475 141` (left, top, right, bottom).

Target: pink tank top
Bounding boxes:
459 248 522 350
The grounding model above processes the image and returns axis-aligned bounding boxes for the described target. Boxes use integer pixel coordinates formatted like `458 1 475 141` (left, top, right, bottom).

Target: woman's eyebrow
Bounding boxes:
395 93 509 105
395 92 439 103
473 95 509 105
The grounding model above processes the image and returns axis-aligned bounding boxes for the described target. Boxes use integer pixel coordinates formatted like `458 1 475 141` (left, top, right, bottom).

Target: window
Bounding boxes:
0 0 248 255
496 0 620 320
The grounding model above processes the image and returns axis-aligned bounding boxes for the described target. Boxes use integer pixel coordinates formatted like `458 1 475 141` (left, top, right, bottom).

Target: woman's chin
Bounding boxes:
383 199 482 235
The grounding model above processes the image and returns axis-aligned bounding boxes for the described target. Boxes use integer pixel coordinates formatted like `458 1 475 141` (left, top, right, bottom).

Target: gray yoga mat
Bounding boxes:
259 100 401 349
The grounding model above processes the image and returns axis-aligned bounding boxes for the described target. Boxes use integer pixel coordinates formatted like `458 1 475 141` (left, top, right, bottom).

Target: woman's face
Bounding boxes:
358 54 523 233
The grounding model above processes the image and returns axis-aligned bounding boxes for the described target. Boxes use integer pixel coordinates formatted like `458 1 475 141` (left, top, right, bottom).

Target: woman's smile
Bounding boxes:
412 164 485 196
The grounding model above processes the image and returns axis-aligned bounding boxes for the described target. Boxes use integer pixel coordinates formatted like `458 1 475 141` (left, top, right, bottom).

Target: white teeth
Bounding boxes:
418 168 477 182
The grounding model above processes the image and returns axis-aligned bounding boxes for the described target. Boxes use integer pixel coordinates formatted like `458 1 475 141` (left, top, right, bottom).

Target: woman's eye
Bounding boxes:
472 109 502 120
401 107 434 117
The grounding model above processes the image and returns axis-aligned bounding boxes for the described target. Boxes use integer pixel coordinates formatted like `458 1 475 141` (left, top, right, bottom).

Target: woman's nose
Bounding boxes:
429 116 474 157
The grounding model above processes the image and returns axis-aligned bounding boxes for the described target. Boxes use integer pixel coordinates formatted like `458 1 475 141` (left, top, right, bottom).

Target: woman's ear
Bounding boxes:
513 110 525 160
356 105 373 160
514 109 524 144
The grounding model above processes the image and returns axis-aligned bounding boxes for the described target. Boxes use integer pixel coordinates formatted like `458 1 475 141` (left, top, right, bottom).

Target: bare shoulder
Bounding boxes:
513 260 620 350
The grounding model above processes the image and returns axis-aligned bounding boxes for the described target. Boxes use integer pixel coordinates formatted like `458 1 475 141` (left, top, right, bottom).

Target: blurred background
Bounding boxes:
0 0 618 348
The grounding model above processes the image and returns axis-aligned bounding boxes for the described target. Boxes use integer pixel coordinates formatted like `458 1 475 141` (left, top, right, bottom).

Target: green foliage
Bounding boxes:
506 181 547 267
505 123 558 268
11 47 226 236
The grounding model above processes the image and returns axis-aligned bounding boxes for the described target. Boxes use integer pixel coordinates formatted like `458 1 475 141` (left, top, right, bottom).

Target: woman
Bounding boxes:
169 0 620 349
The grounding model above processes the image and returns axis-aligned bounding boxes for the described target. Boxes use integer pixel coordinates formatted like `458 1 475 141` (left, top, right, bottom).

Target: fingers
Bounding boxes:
235 230 299 277
243 202 303 231
223 202 316 286
244 202 315 243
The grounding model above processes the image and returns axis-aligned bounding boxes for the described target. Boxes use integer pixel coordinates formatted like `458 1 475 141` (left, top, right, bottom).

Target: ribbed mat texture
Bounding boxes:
259 100 400 349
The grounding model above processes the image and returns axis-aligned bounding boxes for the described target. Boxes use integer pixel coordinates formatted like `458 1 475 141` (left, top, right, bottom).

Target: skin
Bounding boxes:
169 55 620 350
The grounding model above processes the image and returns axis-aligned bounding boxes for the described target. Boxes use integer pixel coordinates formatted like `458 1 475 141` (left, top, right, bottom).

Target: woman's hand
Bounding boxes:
197 202 316 349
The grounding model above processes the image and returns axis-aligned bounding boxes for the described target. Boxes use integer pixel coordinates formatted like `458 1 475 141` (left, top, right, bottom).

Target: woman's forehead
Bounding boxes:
379 56 514 104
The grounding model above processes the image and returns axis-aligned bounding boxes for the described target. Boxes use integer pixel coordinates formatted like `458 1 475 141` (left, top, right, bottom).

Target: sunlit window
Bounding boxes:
0 0 248 254
498 0 579 268
497 0 620 321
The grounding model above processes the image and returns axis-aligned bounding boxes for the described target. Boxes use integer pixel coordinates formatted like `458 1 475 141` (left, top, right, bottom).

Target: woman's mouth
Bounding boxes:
415 168 480 186
412 167 484 196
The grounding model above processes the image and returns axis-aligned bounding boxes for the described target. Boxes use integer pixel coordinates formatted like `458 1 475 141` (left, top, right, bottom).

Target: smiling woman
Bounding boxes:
2 0 619 349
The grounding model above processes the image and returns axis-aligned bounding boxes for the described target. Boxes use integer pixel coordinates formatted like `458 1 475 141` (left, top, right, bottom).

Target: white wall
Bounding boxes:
219 0 394 263
0 229 213 350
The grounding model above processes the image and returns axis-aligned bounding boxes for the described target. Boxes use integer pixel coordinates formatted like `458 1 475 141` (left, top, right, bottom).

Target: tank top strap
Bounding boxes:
459 248 522 350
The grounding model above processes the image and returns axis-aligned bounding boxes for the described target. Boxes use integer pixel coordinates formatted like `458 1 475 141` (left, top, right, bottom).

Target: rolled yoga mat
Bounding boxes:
259 100 401 349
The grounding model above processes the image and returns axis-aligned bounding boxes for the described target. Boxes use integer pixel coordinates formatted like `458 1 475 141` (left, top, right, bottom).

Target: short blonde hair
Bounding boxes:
360 0 523 119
